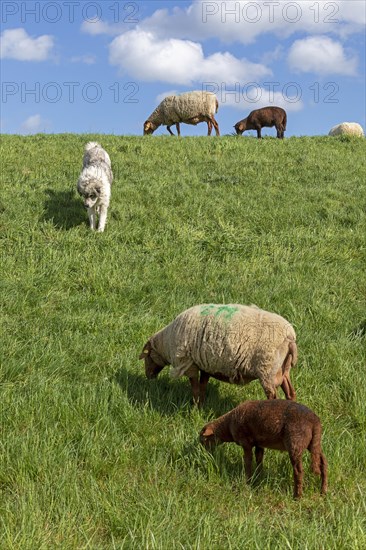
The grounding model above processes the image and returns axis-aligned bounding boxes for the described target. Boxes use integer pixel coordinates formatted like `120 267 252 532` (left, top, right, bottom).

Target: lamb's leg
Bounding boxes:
255 446 264 473
289 453 304 498
320 452 328 495
243 445 253 481
97 205 108 233
199 370 210 406
87 206 97 230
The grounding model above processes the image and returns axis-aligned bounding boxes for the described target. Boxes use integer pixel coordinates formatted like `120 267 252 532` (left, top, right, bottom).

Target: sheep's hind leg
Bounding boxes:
198 370 210 406
320 452 328 495
260 380 277 399
188 375 200 407
281 375 296 401
211 116 220 136
289 452 304 498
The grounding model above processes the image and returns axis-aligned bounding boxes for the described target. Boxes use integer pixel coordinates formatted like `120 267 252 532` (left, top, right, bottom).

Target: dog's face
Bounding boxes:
78 185 101 209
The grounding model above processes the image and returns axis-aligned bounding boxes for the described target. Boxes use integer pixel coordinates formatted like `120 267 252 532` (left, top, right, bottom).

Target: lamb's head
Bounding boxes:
143 120 159 135
234 118 247 135
199 424 220 450
77 179 101 209
139 340 167 379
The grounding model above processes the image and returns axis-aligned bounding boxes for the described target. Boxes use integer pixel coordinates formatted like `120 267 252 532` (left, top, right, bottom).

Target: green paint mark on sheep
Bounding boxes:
200 305 239 321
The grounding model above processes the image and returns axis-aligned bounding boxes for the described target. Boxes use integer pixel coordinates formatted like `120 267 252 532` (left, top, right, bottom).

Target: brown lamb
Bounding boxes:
200 400 327 498
234 106 287 139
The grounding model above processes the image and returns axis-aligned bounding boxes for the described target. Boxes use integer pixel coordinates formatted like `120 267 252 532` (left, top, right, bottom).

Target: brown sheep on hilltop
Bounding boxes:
200 400 328 499
234 106 287 139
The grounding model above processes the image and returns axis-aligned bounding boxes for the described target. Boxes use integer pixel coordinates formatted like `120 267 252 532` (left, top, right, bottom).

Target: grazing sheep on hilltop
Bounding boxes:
328 122 364 137
139 304 297 406
143 91 220 136
200 400 328 499
234 106 287 139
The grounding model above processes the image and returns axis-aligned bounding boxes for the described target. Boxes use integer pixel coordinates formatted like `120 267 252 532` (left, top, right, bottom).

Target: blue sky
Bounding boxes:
1 0 365 136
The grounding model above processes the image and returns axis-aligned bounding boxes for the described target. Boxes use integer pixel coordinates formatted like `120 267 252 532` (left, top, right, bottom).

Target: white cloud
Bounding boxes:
70 54 96 65
288 36 358 76
0 28 54 61
21 114 50 134
220 87 304 112
81 20 127 36
156 90 179 103
109 29 271 85
138 1 366 45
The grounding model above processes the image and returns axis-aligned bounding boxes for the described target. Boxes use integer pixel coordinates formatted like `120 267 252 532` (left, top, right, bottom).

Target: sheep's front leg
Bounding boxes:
87 206 97 230
97 205 108 233
243 445 253 481
176 123 181 137
167 125 175 136
255 446 264 473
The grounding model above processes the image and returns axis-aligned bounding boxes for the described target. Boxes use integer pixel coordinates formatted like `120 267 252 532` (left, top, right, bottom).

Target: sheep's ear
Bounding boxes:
139 348 149 359
203 426 214 437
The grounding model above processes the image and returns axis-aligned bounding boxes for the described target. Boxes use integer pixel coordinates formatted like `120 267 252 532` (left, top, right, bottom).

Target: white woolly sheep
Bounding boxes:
139 304 298 406
328 122 364 137
143 91 220 136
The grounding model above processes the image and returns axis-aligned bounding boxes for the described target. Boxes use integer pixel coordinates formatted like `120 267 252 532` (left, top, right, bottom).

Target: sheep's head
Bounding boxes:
199 425 220 450
143 120 157 135
234 119 247 135
139 340 166 379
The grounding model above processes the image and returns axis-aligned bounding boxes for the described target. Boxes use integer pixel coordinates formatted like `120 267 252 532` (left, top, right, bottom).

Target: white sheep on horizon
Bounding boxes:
328 122 364 137
143 91 220 136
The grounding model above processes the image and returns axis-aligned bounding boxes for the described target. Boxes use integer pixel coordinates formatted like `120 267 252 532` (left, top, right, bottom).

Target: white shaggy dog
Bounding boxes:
77 142 113 232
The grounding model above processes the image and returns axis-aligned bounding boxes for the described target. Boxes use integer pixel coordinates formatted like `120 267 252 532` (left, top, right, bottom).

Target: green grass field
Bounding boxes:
1 133 366 549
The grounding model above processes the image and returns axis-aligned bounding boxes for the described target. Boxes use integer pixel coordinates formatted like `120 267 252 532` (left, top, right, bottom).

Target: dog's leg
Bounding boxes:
88 207 97 230
97 205 108 232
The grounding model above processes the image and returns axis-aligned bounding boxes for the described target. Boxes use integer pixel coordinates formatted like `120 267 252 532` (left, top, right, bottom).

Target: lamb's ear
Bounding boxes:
202 426 214 437
139 341 152 359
